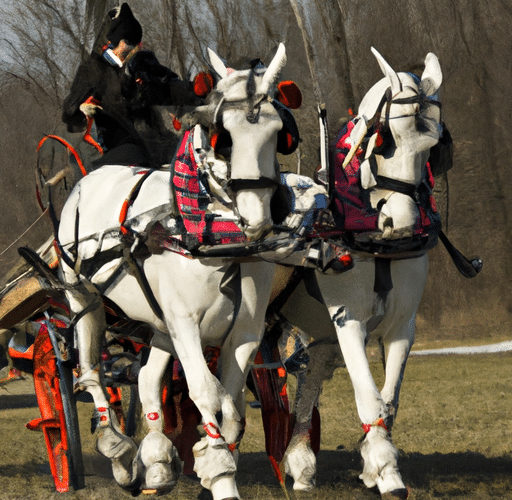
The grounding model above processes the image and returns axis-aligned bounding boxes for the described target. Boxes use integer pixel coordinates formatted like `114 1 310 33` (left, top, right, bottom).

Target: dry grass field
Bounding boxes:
1 347 511 500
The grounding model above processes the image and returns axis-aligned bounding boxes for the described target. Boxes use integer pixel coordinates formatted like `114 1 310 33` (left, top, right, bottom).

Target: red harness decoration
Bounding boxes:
172 130 247 246
203 422 222 439
37 135 88 178
331 119 441 237
362 417 389 434
117 169 151 234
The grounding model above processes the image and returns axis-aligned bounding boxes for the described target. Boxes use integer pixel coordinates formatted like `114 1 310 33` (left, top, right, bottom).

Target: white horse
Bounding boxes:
281 48 444 499
57 44 291 500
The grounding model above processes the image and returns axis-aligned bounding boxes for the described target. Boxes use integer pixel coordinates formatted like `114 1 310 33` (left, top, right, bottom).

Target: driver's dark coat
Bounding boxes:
62 51 199 168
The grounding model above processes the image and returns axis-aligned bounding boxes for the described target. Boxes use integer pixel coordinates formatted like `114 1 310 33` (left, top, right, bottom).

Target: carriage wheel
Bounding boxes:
27 324 84 492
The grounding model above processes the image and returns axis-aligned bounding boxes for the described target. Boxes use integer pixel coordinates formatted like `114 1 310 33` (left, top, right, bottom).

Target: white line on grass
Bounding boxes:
411 340 512 356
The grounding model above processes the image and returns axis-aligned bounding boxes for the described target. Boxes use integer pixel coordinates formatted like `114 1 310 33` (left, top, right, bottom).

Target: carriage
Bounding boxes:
0 248 151 492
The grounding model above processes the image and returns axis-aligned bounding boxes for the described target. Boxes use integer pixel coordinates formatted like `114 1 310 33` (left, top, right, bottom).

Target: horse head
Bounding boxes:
345 48 443 238
191 44 288 241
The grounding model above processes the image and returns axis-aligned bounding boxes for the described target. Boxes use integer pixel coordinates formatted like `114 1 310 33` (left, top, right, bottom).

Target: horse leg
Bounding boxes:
380 332 415 427
361 332 414 500
356 326 415 500
380 256 428 424
273 272 342 490
63 276 138 489
168 318 240 500
327 310 406 496
331 313 387 425
366 257 427 498
219 262 275 438
213 261 276 499
136 347 181 494
284 341 340 491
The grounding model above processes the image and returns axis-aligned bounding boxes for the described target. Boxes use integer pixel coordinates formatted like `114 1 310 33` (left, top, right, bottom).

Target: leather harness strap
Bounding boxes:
375 174 417 199
227 176 279 192
118 169 155 234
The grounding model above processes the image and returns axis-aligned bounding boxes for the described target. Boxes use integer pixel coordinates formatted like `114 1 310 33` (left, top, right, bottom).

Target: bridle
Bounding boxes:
209 66 281 193
367 85 442 201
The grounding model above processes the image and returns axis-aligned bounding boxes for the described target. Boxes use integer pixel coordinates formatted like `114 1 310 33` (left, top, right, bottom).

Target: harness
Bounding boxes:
317 86 442 295
330 85 443 258
55 110 288 322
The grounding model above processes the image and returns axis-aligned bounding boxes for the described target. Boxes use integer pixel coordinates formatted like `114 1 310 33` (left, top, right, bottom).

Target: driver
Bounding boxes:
62 3 199 170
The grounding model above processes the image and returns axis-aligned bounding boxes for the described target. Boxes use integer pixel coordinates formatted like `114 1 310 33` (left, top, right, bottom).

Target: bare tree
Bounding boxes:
0 1 91 107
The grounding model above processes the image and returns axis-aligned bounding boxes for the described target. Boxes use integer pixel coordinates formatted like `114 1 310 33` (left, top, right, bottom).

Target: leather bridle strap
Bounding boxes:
227 177 279 192
391 94 442 108
375 174 417 199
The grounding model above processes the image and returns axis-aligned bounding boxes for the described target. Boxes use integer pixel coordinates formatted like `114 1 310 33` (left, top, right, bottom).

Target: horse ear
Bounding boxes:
207 48 229 79
420 53 442 97
276 81 302 109
260 43 287 94
371 47 402 95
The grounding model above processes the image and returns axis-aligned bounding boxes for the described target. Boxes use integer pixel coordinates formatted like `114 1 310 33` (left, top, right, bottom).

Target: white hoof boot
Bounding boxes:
283 437 316 491
210 474 240 500
359 424 407 498
138 431 181 494
95 416 138 490
193 437 237 493
381 487 410 499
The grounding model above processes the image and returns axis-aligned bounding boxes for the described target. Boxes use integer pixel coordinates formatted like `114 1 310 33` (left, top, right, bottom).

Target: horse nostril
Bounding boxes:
382 216 394 229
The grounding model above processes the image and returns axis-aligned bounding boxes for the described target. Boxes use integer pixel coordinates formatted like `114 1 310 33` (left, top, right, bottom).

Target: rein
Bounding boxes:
227 176 279 192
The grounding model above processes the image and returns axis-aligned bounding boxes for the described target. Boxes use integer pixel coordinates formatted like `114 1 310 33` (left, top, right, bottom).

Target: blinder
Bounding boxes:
271 99 300 155
372 123 395 156
428 122 453 176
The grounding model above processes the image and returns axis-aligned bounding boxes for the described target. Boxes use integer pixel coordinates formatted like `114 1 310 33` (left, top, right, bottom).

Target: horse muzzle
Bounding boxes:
376 191 419 239
232 184 275 242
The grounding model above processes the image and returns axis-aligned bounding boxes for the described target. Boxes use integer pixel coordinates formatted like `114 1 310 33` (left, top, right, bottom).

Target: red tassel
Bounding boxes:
194 72 214 97
172 115 182 131
362 417 388 434
210 133 219 150
277 81 302 109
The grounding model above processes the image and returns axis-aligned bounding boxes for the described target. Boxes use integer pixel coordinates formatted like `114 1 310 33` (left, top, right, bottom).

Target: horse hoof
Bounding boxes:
110 456 140 491
293 479 315 492
95 423 139 489
144 462 178 494
381 488 409 499
95 422 137 460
